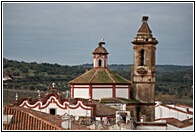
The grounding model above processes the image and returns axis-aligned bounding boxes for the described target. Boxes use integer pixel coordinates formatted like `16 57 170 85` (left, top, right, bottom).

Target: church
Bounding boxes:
69 41 131 100
14 16 158 122
69 16 158 122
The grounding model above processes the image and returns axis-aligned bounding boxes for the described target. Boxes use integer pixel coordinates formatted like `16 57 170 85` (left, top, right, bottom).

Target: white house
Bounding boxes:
155 101 193 130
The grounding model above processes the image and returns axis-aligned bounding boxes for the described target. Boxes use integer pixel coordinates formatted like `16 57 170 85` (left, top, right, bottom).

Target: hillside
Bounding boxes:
3 58 193 105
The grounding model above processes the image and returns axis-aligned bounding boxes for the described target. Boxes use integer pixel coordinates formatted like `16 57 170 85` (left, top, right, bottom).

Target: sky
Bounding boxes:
2 2 194 66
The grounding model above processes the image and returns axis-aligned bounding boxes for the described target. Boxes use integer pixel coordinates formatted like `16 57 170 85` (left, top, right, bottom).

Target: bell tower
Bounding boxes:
131 16 158 121
92 41 109 68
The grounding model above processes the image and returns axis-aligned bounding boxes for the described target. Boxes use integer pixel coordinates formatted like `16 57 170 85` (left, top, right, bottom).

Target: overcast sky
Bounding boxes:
3 2 194 66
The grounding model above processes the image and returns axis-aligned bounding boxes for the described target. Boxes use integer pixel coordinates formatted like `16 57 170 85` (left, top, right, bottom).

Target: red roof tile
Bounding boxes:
3 105 91 130
155 117 193 128
69 68 131 84
3 105 63 130
92 42 108 54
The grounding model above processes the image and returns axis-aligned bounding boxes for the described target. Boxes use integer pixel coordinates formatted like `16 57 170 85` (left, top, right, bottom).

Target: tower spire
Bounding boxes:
138 16 152 34
131 16 158 122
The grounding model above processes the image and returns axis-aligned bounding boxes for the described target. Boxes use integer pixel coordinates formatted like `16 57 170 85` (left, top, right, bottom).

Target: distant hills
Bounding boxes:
3 58 193 105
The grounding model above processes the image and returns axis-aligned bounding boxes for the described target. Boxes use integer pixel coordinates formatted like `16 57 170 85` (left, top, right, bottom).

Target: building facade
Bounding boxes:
14 83 96 117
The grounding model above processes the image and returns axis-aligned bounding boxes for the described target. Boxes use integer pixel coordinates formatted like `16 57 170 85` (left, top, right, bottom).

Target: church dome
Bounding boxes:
92 42 108 54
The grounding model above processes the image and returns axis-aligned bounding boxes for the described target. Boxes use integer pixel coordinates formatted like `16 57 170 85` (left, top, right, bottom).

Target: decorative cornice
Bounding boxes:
16 95 95 111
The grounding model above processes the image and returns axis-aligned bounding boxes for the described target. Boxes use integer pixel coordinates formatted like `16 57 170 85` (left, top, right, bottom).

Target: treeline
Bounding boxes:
3 58 193 103
3 58 86 91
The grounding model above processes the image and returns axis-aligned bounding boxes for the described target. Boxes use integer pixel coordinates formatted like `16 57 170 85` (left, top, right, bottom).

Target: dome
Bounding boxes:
92 42 108 54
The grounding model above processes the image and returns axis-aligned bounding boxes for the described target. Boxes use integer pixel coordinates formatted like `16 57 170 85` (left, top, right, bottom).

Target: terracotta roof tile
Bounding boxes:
92 42 108 54
155 117 193 128
3 106 63 130
69 68 131 84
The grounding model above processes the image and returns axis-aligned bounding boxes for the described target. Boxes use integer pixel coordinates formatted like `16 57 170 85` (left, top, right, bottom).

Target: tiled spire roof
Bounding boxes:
138 16 152 34
92 41 108 54
69 68 131 84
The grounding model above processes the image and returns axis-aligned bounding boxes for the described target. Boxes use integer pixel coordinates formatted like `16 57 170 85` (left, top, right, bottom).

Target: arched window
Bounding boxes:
139 49 145 66
98 59 102 67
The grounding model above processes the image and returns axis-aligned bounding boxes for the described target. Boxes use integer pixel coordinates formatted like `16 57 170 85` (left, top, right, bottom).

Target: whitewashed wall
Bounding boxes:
116 88 128 99
155 105 193 121
72 85 129 100
167 105 193 112
74 89 89 99
92 88 112 99
70 107 91 117
20 96 91 117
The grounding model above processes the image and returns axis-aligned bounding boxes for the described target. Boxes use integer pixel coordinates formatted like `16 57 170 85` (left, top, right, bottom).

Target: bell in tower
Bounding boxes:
131 16 158 122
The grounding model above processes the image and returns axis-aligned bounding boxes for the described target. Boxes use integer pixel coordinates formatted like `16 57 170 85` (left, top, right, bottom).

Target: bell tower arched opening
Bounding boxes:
93 41 109 68
139 49 145 66
98 59 102 67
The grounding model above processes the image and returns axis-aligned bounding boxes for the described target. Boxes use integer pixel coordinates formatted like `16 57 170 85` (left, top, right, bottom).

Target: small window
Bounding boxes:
146 38 148 41
49 108 56 115
139 49 145 66
98 59 102 67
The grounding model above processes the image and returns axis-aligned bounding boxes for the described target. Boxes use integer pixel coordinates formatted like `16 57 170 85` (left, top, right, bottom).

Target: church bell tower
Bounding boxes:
131 16 158 121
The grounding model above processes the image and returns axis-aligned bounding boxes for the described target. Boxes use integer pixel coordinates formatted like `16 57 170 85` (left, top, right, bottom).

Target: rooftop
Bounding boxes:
92 41 108 54
69 68 131 84
138 16 152 34
3 105 63 130
3 105 92 130
155 117 193 128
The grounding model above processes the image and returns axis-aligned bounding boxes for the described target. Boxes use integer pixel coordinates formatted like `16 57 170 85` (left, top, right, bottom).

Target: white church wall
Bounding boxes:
74 88 89 99
19 96 93 117
116 88 129 99
92 88 112 99
70 107 91 117
45 103 67 115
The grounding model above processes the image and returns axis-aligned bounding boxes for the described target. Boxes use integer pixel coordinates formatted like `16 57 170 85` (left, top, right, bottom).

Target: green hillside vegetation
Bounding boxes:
3 58 193 106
